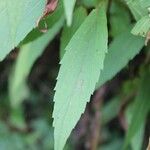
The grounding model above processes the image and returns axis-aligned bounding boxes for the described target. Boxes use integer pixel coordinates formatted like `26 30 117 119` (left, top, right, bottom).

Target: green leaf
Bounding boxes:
63 0 76 26
125 103 145 150
110 1 130 37
23 1 64 44
53 1 108 150
124 0 148 20
9 5 64 107
96 28 144 88
124 70 150 149
131 15 150 37
0 0 46 61
125 0 150 37
81 0 98 8
60 7 87 59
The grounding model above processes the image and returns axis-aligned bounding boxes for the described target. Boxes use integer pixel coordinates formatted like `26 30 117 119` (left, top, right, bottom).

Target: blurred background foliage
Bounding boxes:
0 0 150 149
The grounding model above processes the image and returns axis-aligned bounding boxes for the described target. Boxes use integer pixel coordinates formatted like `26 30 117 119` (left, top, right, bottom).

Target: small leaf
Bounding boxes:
96 28 144 88
131 15 150 37
60 7 87 59
124 0 148 20
9 4 64 107
53 1 108 149
63 0 76 26
0 0 46 61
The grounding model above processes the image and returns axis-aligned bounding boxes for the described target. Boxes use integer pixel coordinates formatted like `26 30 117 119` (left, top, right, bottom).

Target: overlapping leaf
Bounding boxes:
96 28 144 88
131 15 150 37
9 3 64 107
0 0 46 61
63 0 76 26
125 0 150 37
60 7 87 59
53 1 108 149
81 0 98 7
110 1 130 37
124 0 149 20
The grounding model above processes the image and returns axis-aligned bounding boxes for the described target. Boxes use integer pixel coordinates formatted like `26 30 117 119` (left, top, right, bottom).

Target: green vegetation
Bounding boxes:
0 0 150 150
